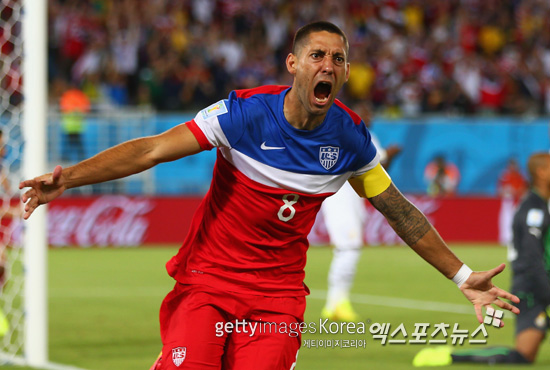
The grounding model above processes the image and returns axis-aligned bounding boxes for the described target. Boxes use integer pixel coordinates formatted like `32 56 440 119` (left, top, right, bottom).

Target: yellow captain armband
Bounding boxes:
348 163 392 198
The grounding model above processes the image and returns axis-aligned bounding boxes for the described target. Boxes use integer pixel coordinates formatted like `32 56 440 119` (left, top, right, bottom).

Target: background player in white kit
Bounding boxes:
321 102 401 321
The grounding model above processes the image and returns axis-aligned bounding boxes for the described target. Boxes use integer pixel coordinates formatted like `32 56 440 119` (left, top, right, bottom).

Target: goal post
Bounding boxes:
0 0 51 367
22 0 48 367
1 2 154 367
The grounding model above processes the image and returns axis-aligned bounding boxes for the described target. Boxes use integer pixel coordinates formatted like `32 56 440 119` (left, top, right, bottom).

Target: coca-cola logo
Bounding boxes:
309 195 440 246
48 196 153 247
363 195 439 245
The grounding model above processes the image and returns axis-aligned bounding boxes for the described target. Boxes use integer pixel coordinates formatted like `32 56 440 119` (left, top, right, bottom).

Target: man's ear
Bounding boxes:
345 62 350 82
286 53 297 75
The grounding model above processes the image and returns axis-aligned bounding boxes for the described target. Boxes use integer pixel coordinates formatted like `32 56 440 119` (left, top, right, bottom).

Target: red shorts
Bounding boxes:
154 283 306 370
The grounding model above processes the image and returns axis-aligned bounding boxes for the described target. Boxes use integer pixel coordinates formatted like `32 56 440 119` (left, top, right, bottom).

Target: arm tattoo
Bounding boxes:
368 184 432 247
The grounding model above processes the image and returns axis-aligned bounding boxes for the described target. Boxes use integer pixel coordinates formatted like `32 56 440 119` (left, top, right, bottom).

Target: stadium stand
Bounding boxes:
43 0 550 115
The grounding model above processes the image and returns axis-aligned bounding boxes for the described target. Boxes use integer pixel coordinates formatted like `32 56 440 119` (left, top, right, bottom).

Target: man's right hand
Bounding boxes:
19 165 66 219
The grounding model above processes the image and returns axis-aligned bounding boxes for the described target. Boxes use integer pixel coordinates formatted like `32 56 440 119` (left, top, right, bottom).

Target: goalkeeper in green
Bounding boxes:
414 152 550 366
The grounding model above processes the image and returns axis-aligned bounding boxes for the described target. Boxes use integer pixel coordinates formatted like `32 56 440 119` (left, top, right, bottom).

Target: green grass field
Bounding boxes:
4 244 550 370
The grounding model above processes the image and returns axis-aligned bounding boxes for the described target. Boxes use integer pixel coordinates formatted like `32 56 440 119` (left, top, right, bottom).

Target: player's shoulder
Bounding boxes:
520 191 546 210
332 99 363 126
325 99 369 144
232 85 290 100
516 191 550 225
224 85 288 123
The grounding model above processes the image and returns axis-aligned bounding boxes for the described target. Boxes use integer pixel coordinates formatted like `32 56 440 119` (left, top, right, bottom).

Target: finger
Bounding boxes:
474 304 483 323
23 204 36 220
23 209 32 220
495 287 520 304
25 193 42 208
492 298 519 315
48 165 63 185
486 263 506 279
22 188 37 203
19 179 36 190
21 190 32 203
24 197 39 212
26 196 41 210
23 205 37 220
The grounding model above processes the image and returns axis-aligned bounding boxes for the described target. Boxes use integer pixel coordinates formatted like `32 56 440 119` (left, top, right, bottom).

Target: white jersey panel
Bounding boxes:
220 147 349 194
193 102 231 148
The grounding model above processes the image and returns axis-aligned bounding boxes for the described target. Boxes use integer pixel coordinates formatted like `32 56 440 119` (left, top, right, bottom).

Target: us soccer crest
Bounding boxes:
172 347 186 367
319 146 339 170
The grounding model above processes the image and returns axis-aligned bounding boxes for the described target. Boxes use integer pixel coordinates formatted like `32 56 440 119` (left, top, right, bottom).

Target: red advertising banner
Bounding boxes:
309 195 505 246
47 195 512 247
48 196 203 247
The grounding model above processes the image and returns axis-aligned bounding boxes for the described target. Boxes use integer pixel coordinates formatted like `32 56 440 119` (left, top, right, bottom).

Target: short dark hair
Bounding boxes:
292 21 349 56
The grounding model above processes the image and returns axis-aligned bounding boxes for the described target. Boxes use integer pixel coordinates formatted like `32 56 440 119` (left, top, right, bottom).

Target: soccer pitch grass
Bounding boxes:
6 244 550 370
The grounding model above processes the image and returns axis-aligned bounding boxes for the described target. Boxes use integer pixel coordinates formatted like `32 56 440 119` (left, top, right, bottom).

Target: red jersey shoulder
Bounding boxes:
334 99 362 125
235 85 290 99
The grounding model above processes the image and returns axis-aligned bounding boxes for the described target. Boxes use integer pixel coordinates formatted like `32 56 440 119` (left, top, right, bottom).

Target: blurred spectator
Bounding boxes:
181 55 216 107
453 53 481 109
424 155 460 196
346 47 376 101
59 85 90 163
71 37 108 86
498 158 529 200
106 0 141 105
498 158 528 245
103 65 130 107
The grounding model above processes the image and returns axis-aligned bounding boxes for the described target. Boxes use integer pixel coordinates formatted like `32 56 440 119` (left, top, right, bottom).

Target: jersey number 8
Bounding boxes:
278 194 300 222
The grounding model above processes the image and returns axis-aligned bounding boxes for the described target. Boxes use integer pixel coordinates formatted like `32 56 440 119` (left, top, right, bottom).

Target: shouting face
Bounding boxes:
285 31 350 129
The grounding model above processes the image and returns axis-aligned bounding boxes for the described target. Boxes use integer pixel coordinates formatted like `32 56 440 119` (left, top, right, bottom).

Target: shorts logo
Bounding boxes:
319 146 339 170
526 209 543 228
172 347 186 367
535 312 547 329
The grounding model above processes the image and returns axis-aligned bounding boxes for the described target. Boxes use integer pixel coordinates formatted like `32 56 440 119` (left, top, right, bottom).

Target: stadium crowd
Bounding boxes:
38 0 550 115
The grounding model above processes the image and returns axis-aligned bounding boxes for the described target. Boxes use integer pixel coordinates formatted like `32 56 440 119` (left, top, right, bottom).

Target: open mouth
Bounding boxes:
314 81 332 104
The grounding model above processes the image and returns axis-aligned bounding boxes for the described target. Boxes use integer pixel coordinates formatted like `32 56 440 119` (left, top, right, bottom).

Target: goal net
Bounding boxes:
0 0 25 364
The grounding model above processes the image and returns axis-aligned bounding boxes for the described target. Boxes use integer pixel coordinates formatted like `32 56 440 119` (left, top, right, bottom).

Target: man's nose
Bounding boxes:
321 56 334 74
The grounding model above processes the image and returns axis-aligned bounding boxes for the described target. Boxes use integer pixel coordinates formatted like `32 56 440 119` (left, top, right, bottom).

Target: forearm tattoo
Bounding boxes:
368 184 432 247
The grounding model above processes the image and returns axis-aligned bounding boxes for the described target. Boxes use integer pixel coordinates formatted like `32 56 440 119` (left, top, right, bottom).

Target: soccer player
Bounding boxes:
21 21 519 370
321 102 401 321
413 152 550 366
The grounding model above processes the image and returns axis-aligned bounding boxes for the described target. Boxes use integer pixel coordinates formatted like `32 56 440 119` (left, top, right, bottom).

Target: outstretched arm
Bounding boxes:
368 183 520 324
19 123 202 219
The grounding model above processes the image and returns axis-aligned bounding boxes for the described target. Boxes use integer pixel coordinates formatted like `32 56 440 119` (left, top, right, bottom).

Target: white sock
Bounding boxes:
325 248 361 311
